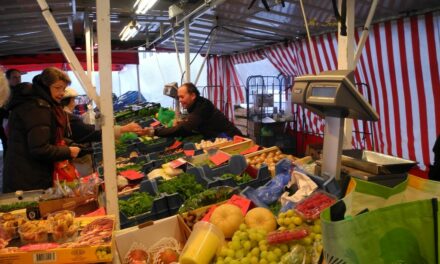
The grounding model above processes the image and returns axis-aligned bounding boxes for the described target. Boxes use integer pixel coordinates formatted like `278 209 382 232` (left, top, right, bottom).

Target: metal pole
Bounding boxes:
338 0 355 150
353 0 378 66
171 26 184 77
36 0 100 108
136 64 141 102
85 16 93 78
194 30 217 86
299 0 319 74
96 0 120 228
184 18 191 83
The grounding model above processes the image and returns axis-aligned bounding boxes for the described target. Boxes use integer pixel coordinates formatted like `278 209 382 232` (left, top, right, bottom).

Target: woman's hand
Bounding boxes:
121 122 143 134
69 146 81 158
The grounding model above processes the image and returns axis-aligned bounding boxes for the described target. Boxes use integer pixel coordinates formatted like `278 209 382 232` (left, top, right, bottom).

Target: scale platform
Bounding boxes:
341 150 417 175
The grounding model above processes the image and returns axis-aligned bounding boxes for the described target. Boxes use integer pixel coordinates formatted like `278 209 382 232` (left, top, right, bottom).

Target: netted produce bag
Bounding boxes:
147 237 181 264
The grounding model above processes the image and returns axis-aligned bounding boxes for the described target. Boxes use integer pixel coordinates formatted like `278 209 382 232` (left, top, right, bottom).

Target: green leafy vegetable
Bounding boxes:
119 192 154 217
178 186 239 213
0 201 38 213
220 172 253 185
158 173 204 200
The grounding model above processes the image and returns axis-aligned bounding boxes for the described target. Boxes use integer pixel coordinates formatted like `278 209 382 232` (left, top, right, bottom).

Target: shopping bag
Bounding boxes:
53 140 80 184
321 176 440 264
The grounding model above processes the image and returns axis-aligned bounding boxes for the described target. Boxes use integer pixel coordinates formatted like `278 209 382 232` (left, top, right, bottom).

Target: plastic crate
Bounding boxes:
119 180 169 229
136 137 175 154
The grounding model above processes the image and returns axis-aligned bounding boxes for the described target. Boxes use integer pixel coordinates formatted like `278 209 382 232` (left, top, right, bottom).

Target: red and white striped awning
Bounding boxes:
207 11 440 173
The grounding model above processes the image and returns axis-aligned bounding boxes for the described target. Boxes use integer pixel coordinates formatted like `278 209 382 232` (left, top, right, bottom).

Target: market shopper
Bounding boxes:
0 69 21 159
0 70 10 159
61 87 143 176
3 67 80 192
143 82 242 139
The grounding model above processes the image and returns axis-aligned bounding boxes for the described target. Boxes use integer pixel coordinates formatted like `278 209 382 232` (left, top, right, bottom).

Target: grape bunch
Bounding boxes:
215 224 298 264
214 209 324 264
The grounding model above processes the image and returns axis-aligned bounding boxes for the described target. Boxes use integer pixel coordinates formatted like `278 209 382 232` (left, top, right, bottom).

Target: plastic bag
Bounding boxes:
255 166 291 205
157 108 175 128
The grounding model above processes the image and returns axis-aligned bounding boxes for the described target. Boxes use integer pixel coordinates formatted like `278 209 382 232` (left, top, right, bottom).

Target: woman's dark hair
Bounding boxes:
40 67 71 87
181 82 200 97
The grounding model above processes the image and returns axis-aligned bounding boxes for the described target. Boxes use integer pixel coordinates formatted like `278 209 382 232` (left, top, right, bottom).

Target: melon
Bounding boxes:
210 204 244 238
244 207 277 232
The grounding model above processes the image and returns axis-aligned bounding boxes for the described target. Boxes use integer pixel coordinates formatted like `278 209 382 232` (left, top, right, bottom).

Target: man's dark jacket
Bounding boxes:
3 80 71 192
154 96 242 139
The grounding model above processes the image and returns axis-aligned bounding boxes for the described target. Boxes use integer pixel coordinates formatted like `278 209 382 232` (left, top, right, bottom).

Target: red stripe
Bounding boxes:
304 40 316 74
278 46 296 75
319 35 331 71
384 21 403 157
397 18 416 161
425 13 440 136
327 32 338 70
311 37 323 73
213 57 219 109
410 16 430 168
373 24 393 155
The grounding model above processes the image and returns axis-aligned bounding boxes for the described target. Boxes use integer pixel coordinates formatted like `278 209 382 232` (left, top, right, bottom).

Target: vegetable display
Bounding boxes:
157 173 204 200
178 186 238 213
220 172 253 185
119 192 154 217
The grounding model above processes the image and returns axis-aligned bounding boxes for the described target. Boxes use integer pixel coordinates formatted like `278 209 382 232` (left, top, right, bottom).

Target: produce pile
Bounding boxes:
157 173 204 200
212 206 324 264
119 192 155 217
0 214 114 252
220 172 253 185
195 138 230 150
246 149 296 175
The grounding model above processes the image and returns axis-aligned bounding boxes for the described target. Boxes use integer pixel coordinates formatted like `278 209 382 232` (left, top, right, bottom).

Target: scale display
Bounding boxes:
292 70 378 121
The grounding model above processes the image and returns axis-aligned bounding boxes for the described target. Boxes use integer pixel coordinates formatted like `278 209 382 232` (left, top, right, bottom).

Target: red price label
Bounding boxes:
233 135 246 143
150 120 161 127
240 145 259 155
183 150 195 157
209 151 230 166
169 158 187 169
227 195 252 215
168 140 183 150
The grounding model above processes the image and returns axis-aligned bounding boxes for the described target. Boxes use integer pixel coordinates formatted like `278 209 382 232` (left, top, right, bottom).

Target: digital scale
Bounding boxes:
163 82 180 118
292 70 379 180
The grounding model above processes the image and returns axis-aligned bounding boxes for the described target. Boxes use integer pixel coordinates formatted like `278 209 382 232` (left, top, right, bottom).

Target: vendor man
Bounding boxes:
145 83 242 139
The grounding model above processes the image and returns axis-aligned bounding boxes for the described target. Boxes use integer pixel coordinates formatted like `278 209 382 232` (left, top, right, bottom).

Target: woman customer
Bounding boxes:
61 87 142 176
3 67 80 192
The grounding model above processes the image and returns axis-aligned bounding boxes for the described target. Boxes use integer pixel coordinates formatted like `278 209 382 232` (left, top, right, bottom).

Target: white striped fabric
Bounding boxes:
207 11 440 171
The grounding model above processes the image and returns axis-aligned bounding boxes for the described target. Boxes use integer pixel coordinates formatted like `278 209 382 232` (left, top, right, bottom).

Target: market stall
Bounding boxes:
1 0 440 264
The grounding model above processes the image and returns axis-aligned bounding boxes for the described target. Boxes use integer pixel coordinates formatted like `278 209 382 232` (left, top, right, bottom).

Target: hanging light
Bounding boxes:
119 20 141 41
134 0 159 14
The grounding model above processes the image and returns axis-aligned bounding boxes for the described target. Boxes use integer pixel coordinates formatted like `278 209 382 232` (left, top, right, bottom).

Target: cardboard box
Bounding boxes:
115 215 190 264
0 215 115 264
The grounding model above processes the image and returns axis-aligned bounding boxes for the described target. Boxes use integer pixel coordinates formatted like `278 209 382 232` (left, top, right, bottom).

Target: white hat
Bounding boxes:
63 87 79 99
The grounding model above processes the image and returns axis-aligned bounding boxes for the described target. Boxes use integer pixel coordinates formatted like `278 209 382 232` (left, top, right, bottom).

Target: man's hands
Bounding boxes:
139 127 155 137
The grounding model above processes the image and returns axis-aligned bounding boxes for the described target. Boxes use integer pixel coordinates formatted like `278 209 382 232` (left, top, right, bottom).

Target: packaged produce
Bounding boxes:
294 191 336 220
180 221 224 264
18 220 49 244
266 229 309 245
47 210 78 243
